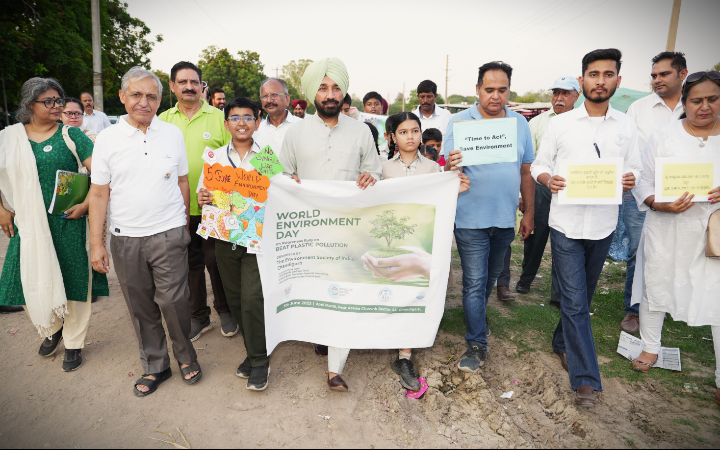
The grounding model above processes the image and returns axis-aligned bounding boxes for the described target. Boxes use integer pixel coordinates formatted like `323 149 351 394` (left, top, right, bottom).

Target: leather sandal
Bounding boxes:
133 368 172 398
631 355 658 373
328 375 348 392
179 362 203 385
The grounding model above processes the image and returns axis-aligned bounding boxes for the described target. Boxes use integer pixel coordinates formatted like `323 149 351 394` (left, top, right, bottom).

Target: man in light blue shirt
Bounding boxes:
444 61 535 374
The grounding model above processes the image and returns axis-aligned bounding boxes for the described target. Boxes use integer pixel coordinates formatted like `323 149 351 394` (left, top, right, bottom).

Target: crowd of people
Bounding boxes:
0 48 718 409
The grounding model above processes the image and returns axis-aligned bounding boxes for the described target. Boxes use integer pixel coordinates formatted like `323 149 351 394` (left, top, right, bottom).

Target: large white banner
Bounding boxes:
258 172 460 353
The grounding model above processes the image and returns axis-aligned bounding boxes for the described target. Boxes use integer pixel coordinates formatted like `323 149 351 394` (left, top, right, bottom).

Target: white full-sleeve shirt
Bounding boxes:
81 109 112 136
626 92 684 151
531 102 642 240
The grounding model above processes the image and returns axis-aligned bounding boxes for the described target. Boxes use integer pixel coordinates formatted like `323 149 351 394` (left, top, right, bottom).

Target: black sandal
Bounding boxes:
179 362 202 385
133 368 172 397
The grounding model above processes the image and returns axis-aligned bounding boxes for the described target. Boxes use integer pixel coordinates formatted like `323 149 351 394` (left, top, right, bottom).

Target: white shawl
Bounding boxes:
0 123 67 337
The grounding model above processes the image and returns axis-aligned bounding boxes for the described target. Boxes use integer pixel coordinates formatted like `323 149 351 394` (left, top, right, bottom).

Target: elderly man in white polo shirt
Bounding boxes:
79 92 112 137
413 80 452 144
88 67 202 398
254 78 300 154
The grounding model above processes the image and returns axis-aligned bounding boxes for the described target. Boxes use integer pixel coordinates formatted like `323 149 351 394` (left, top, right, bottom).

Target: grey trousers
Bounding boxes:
112 226 197 374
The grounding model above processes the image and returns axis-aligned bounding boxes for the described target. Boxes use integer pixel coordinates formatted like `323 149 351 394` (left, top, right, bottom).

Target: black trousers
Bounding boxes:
188 215 230 323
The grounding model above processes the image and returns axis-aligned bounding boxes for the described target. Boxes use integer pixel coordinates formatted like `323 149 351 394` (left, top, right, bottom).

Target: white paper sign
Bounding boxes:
202 146 220 165
654 156 720 203
258 173 460 353
616 331 681 371
557 157 624 205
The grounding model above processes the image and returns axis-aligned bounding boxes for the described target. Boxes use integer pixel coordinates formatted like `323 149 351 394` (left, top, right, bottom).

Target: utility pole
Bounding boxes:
275 65 279 78
402 82 405 112
91 0 104 111
666 0 681 52
445 55 449 106
2 78 8 127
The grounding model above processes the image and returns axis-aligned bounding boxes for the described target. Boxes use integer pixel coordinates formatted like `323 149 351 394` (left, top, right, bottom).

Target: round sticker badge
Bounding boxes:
615 134 626 146
203 132 211 140
43 145 53 152
208 150 215 159
164 172 171 180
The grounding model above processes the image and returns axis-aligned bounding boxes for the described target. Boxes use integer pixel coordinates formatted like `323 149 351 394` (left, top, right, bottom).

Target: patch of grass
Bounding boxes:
441 237 718 397
367 247 413 258
672 418 700 431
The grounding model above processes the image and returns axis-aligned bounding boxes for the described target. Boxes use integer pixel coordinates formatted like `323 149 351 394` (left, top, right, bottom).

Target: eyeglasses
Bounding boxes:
62 111 83 118
261 93 285 102
686 71 720 84
227 115 256 124
35 98 66 108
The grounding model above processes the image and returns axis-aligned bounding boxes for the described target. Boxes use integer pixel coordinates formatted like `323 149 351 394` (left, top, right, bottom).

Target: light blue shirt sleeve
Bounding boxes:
520 120 535 164
443 116 455 159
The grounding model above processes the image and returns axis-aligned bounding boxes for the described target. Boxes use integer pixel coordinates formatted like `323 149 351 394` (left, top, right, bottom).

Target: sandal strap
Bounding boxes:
135 377 158 388
631 357 658 368
180 363 201 377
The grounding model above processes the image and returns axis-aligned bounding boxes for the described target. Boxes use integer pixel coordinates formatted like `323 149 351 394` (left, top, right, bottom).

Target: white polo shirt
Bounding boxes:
531 102 642 241
626 92 684 151
81 109 112 136
254 110 300 155
413 104 453 138
92 115 189 237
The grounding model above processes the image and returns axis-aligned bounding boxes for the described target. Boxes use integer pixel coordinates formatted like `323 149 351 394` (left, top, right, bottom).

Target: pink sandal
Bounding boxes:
631 356 658 373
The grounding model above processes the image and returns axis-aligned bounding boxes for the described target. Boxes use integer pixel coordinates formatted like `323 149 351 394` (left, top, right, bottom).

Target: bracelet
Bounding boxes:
547 177 552 190
649 201 657 212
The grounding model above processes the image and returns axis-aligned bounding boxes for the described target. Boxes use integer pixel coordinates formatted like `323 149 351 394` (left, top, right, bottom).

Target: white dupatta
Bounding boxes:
0 123 67 337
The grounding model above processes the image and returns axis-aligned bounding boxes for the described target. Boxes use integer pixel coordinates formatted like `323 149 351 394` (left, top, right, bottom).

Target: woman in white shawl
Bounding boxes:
630 71 720 404
0 78 109 372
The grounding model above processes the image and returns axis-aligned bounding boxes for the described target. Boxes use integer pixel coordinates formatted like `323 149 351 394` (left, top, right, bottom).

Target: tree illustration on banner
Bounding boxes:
368 210 417 258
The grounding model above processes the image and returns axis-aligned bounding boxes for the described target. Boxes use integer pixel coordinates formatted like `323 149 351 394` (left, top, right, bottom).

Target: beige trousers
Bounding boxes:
24 300 92 350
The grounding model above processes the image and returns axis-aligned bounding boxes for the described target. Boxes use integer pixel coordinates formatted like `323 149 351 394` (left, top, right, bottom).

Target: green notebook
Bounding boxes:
48 170 90 216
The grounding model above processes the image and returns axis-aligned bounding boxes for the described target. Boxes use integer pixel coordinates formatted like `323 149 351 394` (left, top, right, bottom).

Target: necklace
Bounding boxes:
687 118 718 147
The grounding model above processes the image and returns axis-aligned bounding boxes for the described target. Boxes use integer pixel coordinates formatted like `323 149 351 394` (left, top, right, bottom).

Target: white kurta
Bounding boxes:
631 120 720 326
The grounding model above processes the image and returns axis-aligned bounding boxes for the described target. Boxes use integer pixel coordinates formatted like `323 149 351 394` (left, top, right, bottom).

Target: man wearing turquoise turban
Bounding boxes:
279 57 383 393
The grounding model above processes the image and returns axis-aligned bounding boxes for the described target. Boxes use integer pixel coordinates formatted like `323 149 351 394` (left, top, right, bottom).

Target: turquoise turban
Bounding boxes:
301 57 349 101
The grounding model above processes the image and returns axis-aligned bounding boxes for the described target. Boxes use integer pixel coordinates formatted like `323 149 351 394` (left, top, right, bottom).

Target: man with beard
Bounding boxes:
619 52 687 335
279 57 382 393
516 77 580 298
159 61 238 343
254 78 299 154
208 88 226 111
291 99 307 119
531 49 642 407
413 80 452 149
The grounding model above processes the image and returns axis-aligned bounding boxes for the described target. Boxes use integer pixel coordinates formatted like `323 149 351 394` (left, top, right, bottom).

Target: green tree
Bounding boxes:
153 70 172 115
281 59 313 99
369 210 416 248
0 0 162 115
710 61 720 72
513 89 552 103
198 46 266 102
447 94 478 105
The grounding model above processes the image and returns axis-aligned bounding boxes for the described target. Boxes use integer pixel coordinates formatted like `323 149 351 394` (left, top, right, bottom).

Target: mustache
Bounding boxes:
322 100 339 106
421 103 432 106
182 90 196 95
265 102 278 108
554 101 566 107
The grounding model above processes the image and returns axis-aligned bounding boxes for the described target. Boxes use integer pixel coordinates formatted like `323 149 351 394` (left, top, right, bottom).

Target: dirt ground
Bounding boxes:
1 231 719 449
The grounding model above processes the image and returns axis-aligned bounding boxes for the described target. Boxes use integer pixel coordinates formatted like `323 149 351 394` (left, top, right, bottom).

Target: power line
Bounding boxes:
165 0 216 37
502 0 582 47
190 0 235 38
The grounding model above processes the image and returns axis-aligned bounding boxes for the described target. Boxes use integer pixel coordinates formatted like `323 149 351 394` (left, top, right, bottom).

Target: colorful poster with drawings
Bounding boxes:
357 113 388 147
197 163 270 248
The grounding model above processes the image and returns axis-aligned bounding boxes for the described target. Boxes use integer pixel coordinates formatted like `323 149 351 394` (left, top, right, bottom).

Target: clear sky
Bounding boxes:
126 0 720 101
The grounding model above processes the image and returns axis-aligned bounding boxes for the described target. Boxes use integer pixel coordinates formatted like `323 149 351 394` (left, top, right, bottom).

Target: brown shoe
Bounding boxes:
496 285 515 301
554 350 568 372
328 375 348 392
620 313 639 334
575 385 597 408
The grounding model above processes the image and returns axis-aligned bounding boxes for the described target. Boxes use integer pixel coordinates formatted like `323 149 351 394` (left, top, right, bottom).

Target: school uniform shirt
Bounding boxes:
626 92 684 151
530 102 642 241
382 152 440 179
159 100 231 216
254 110 300 156
92 115 189 237
196 140 261 192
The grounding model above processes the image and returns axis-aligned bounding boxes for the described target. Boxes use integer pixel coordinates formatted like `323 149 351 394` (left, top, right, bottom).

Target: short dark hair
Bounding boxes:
363 91 383 106
581 48 622 76
478 61 513 87
651 51 687 73
364 122 380 155
418 145 438 162
80 91 93 99
422 128 443 144
417 80 437 95
171 61 202 82
224 97 259 120
208 87 225 105
343 93 352 106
